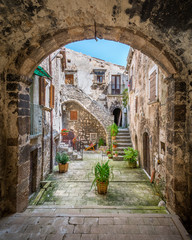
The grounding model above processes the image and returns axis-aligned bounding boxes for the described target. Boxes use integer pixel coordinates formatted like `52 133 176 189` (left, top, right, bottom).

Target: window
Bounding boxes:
39 77 46 105
93 70 105 83
149 65 158 102
111 75 121 94
65 74 74 85
90 133 97 143
70 111 77 120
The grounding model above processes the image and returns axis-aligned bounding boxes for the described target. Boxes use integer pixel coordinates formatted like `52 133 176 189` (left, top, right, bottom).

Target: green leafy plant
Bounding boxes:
55 152 69 164
113 141 117 145
98 138 105 147
108 154 113 158
107 123 118 137
91 160 113 190
122 88 129 108
123 147 138 163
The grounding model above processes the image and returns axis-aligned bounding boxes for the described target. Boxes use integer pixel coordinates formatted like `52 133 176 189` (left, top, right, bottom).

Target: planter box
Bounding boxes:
97 181 108 194
127 161 137 168
58 163 69 173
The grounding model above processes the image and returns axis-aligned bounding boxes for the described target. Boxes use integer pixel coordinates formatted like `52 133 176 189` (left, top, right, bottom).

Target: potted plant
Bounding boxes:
106 149 111 155
123 147 138 168
56 152 69 173
113 141 117 148
108 153 113 159
61 128 69 136
91 160 113 194
114 151 118 157
98 138 105 148
108 123 118 140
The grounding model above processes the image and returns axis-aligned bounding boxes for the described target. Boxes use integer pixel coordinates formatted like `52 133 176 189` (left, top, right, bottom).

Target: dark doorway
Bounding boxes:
29 149 38 196
113 108 122 127
143 132 151 176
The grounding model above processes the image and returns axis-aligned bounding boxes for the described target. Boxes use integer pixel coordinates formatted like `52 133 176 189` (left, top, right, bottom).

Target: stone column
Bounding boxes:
165 76 188 221
0 73 31 214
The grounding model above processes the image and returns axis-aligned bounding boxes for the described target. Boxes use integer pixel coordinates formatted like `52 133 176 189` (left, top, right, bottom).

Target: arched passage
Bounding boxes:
113 108 122 127
0 0 191 227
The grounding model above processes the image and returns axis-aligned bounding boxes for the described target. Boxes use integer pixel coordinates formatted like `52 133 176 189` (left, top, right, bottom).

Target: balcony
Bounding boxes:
107 84 126 95
30 103 43 136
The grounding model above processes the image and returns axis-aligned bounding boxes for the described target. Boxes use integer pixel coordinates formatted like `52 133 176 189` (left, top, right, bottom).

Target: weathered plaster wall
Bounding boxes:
63 102 106 145
64 48 127 100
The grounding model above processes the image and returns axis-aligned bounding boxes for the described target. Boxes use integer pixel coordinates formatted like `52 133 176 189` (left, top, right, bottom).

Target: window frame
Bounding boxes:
148 65 158 103
70 110 78 121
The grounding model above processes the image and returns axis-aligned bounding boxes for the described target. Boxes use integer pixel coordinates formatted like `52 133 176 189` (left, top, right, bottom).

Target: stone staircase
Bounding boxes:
61 85 113 131
113 128 132 161
58 142 83 161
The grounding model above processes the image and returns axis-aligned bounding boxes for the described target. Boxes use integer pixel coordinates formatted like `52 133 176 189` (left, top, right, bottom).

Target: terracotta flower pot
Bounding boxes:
97 181 108 194
115 154 118 157
112 136 116 140
113 144 117 148
58 163 69 173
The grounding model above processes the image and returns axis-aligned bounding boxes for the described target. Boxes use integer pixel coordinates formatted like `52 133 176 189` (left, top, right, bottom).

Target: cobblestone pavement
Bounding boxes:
0 212 190 240
33 152 164 211
0 152 190 239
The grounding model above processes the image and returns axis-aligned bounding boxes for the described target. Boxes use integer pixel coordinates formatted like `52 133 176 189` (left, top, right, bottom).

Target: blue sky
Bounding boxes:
65 39 130 67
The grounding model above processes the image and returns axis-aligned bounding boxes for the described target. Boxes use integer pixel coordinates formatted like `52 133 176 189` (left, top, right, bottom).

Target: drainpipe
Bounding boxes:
49 55 53 173
41 108 45 181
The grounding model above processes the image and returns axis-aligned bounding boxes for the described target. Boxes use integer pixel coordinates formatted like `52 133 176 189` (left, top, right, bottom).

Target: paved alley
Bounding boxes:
0 152 190 239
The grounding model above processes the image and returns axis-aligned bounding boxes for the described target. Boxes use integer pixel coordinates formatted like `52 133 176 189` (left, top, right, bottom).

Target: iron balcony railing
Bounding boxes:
107 83 126 95
30 103 43 136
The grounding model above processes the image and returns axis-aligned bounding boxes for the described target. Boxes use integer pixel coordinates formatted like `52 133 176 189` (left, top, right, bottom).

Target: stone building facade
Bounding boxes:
127 48 172 201
41 48 128 146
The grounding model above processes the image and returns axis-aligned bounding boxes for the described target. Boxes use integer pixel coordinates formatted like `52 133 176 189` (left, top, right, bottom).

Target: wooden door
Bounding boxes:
143 132 151 176
29 149 38 195
111 75 121 94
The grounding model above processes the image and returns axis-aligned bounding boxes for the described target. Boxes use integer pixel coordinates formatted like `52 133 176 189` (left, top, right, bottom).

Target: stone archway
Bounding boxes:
0 0 191 226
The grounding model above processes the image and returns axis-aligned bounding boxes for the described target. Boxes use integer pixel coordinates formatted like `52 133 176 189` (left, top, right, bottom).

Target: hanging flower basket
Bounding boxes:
61 128 69 136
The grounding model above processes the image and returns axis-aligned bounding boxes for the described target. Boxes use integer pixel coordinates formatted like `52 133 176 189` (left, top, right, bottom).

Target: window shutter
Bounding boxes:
65 74 74 85
70 111 77 120
149 70 156 102
39 77 46 105
49 85 55 108
135 96 138 113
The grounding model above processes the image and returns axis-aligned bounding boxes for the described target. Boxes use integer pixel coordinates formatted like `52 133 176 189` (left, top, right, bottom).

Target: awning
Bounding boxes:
34 66 52 79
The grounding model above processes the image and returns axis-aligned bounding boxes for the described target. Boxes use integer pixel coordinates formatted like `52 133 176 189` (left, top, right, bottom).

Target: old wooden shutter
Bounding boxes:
39 77 46 105
70 111 77 120
65 74 74 85
49 85 55 108
135 96 138 113
149 70 156 102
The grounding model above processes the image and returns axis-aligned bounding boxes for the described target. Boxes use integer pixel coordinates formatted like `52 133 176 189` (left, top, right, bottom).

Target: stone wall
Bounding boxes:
0 0 192 228
63 102 106 146
128 49 167 183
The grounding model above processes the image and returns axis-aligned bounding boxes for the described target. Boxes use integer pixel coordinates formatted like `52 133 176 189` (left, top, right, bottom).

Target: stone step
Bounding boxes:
117 134 131 138
26 205 167 215
117 142 132 146
113 156 124 161
116 138 131 142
